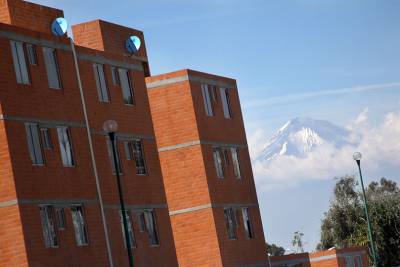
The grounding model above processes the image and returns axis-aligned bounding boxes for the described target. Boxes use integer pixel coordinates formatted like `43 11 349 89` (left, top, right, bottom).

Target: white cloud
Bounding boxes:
250 111 400 191
354 107 368 125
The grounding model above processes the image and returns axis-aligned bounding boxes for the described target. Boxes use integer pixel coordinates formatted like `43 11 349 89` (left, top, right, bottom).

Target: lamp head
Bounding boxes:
103 120 118 133
353 152 362 161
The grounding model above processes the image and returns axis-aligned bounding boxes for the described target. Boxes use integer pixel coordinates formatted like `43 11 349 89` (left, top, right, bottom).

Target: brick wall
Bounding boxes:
148 69 268 267
0 3 177 265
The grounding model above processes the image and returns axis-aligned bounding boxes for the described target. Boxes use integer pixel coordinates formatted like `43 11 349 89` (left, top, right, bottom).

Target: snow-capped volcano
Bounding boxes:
257 117 350 161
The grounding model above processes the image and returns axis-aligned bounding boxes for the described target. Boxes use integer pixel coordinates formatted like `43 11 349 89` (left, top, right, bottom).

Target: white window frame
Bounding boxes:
220 88 232 119
118 68 134 105
43 47 62 89
71 205 89 246
201 84 214 116
39 205 58 248
93 63 110 102
57 127 75 167
10 40 30 85
25 123 44 165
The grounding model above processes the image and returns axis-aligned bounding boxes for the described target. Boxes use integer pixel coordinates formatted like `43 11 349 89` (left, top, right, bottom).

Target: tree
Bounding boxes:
318 176 400 266
266 243 285 256
292 231 305 253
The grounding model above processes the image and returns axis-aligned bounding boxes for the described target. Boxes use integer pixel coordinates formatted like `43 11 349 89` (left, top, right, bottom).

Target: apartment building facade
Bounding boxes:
0 0 267 266
147 70 268 267
270 247 370 267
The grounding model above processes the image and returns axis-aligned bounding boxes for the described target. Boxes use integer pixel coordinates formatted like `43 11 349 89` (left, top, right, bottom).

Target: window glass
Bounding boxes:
43 47 61 89
107 139 123 175
57 127 74 167
231 148 241 178
26 44 37 65
120 210 135 248
355 255 363 267
39 205 58 248
71 205 89 246
201 84 214 116
25 123 44 165
132 140 146 175
93 64 109 102
55 207 66 230
220 88 232 119
111 66 120 86
144 210 159 245
242 207 254 239
213 147 224 178
118 68 134 105
224 207 237 239
10 40 30 84
40 128 53 149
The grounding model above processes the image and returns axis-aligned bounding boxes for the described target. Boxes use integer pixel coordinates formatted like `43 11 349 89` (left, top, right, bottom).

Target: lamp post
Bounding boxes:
353 152 378 267
103 120 134 267
267 253 272 267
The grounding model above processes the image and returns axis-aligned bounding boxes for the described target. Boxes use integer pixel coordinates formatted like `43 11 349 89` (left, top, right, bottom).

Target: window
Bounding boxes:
43 47 62 89
201 84 214 116
144 210 159 245
55 207 66 230
93 64 109 102
345 256 355 267
39 205 58 248
25 123 44 165
40 128 53 150
10 40 30 84
111 66 120 86
118 68 134 105
57 127 75 167
242 207 254 239
26 44 37 65
231 148 241 178
120 210 136 248
124 140 147 174
71 205 89 246
107 139 122 175
137 210 159 245
220 88 232 119
355 255 363 267
224 207 237 239
213 147 224 178
137 212 146 232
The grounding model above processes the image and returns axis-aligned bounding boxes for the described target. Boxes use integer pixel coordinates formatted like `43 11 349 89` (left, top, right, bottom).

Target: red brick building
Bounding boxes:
270 247 370 267
0 0 267 266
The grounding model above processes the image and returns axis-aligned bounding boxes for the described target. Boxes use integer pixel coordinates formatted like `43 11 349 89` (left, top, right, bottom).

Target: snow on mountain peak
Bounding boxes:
257 117 350 161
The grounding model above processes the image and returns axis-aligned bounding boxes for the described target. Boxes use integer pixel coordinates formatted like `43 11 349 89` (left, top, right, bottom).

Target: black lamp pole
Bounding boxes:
354 152 378 267
108 131 134 267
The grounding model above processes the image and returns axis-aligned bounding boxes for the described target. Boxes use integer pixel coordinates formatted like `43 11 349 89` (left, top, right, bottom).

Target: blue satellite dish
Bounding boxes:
51 17 68 36
125 36 141 53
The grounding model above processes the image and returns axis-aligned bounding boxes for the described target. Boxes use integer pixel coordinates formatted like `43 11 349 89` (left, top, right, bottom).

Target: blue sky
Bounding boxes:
33 0 400 252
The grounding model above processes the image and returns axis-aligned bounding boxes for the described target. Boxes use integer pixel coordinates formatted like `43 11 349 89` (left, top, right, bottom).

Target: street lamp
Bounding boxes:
103 120 134 267
353 152 379 267
267 253 272 267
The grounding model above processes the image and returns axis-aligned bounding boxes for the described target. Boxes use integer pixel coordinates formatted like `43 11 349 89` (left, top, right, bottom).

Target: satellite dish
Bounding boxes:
51 17 68 36
125 36 141 54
